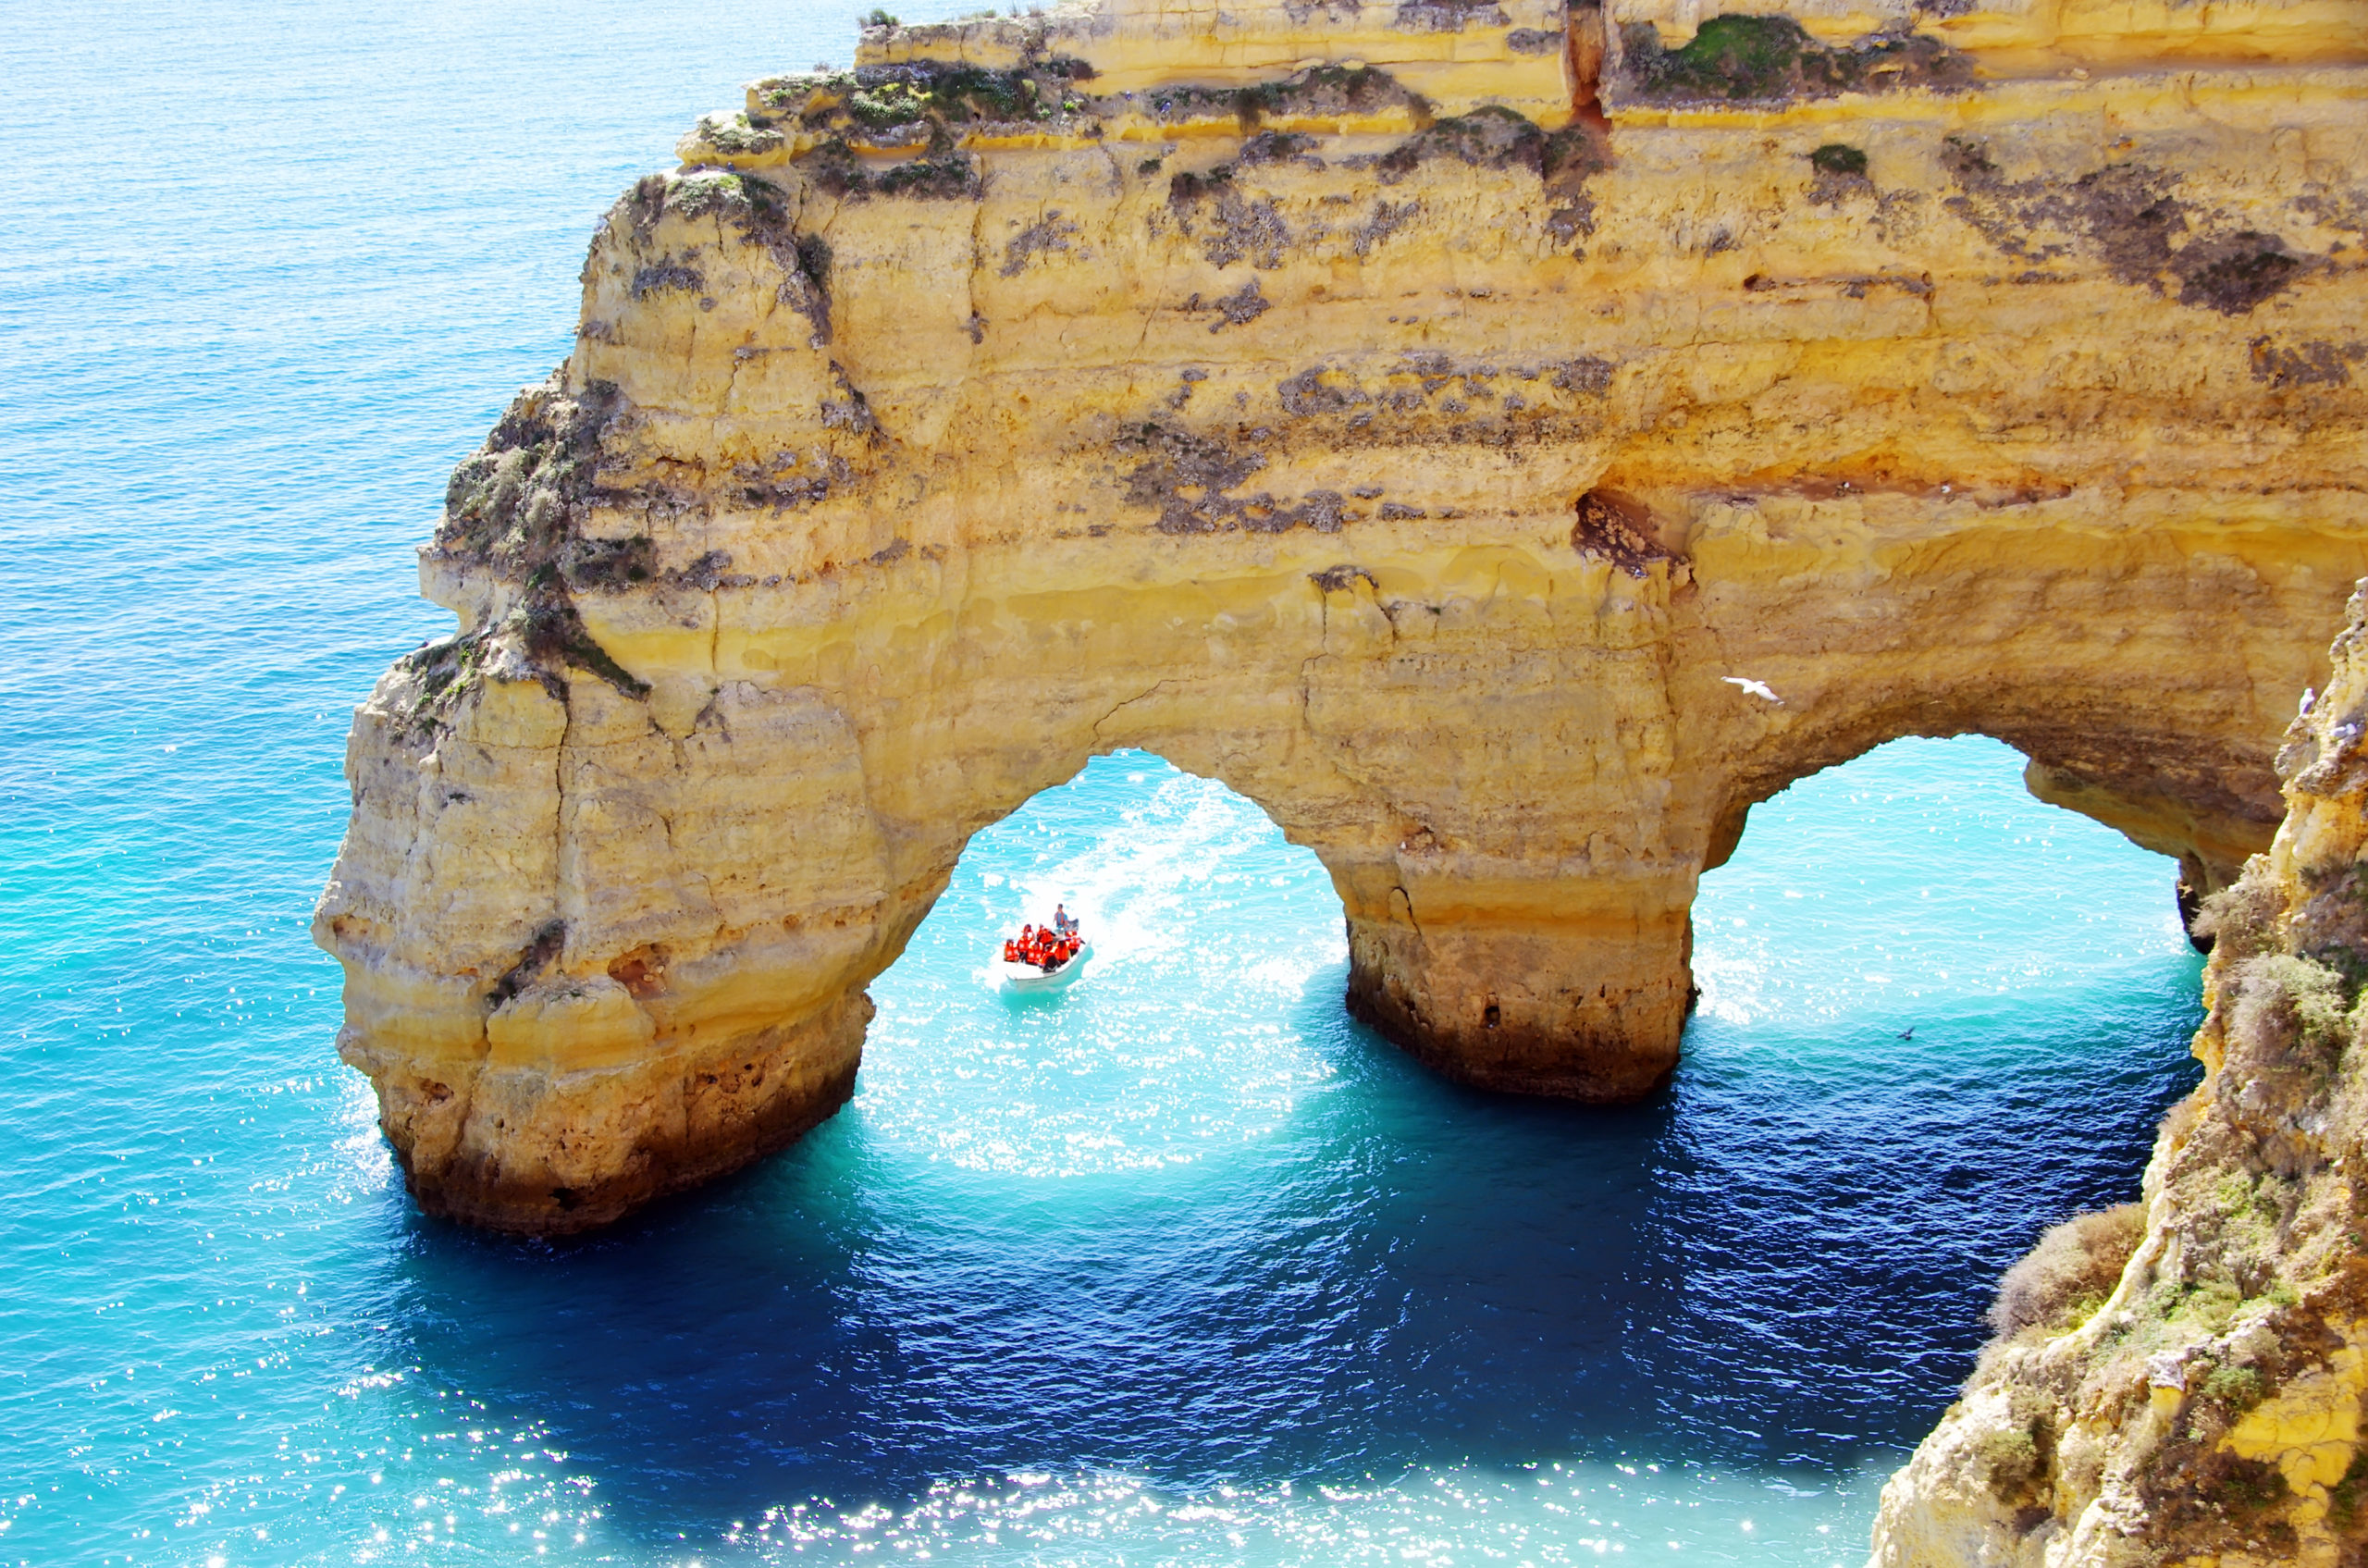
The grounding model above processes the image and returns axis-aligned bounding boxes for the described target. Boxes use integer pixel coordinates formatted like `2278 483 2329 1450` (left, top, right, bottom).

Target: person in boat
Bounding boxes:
1003 938 1019 963
1053 904 1077 936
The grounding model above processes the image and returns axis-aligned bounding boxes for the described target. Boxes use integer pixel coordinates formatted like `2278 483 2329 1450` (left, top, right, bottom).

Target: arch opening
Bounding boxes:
856 748 1351 1177
1654 732 2204 1484
1692 733 2206 1046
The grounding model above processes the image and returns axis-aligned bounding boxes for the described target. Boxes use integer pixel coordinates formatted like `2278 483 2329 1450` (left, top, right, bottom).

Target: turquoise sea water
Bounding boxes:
0 3 2208 1563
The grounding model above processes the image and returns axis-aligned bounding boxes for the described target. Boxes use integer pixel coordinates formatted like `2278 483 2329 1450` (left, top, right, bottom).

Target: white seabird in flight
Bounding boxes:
1722 677 1782 703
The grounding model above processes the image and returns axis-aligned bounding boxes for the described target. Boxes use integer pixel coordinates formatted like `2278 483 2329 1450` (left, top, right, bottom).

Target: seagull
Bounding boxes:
1723 676 1782 703
1898 1026 1915 1040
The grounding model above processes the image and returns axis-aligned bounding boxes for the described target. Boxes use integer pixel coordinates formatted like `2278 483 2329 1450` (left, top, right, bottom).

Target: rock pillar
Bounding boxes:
1339 870 1691 1100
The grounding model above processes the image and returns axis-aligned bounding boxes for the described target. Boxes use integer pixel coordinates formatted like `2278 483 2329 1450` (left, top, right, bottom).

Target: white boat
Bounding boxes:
997 939 1091 993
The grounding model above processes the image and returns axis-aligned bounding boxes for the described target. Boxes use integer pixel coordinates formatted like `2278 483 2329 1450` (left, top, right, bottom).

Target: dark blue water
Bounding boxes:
0 3 2204 1562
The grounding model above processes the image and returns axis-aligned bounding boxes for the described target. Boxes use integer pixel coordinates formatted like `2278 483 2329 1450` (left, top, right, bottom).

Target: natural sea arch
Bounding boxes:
309 1 2368 1237
320 530 2312 1241
310 33 2368 1241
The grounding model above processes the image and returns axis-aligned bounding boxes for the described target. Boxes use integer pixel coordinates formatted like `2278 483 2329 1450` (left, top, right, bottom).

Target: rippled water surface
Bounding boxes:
2 3 2207 1562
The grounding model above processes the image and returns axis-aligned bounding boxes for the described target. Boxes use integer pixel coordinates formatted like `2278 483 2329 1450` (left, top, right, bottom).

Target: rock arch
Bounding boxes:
315 0 2368 1232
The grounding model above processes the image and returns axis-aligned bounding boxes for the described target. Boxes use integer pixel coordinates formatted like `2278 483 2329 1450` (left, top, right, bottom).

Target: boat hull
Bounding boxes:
997 941 1090 993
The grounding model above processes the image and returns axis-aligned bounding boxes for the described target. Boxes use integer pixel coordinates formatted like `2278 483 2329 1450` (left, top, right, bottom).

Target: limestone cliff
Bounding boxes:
316 0 2368 1239
1872 586 2368 1567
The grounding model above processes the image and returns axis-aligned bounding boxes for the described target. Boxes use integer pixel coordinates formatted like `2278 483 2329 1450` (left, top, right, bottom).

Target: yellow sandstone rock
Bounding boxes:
319 0 2367 1303
1872 586 2368 1565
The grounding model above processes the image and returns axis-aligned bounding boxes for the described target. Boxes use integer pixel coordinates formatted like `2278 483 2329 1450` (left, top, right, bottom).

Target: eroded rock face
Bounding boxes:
1872 586 2368 1567
317 0 2368 1237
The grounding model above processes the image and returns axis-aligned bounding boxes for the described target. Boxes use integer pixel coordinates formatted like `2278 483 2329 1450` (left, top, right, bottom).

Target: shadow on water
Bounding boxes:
381 966 2200 1548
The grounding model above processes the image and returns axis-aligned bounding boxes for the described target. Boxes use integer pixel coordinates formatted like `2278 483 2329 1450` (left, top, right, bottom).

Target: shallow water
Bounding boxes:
0 3 2206 1563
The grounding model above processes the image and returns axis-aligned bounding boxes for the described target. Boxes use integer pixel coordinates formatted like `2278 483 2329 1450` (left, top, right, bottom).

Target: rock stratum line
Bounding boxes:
314 0 2368 1548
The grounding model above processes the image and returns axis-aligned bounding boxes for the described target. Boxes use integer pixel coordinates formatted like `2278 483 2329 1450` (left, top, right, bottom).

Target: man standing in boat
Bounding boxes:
1052 904 1078 938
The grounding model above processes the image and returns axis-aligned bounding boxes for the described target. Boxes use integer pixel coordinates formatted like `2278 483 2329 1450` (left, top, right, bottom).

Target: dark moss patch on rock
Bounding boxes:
1375 105 1544 181
634 172 835 344
2173 230 2312 315
1118 421 1264 491
520 598 651 699
804 140 983 202
2145 1449 2296 1558
628 260 705 300
561 534 657 591
1116 420 1263 533
1807 142 1873 204
400 630 492 729
1166 163 1231 212
1942 142 2316 315
1811 142 1868 178
2330 1451 2368 1529
1278 365 1369 416
2248 337 2367 388
1219 64 1429 127
1114 419 1344 536
1207 279 1270 328
666 171 764 221
1364 105 1610 237
1622 15 1971 103
757 58 1096 134
730 451 844 512
1000 211 1079 276
1553 356 1613 396
1237 130 1321 167
698 113 787 156
1166 172 1291 269
439 378 623 571
487 920 567 1010
758 59 1400 161
786 233 833 344
426 376 681 706
1396 0 1513 33
1351 197 1422 256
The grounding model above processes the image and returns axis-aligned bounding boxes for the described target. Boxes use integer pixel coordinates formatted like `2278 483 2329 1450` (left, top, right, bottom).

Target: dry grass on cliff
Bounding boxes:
1989 1204 2148 1342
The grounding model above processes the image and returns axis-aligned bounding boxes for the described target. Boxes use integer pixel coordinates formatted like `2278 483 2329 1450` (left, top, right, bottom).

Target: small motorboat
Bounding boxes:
996 914 1089 993
997 939 1092 994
